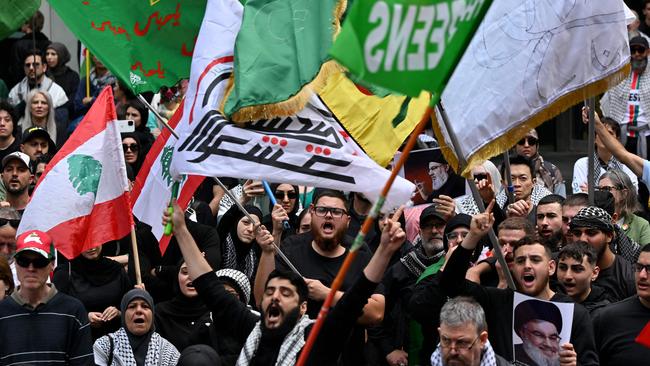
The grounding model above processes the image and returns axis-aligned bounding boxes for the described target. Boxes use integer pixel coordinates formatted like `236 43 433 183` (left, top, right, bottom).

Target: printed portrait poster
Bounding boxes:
512 292 574 366
395 148 466 205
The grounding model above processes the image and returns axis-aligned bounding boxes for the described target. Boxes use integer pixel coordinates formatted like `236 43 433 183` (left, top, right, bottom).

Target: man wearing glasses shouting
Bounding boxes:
0 230 93 365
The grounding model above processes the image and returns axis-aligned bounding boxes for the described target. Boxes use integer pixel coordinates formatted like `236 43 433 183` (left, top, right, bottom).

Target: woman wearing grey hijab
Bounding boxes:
45 42 79 100
93 289 179 366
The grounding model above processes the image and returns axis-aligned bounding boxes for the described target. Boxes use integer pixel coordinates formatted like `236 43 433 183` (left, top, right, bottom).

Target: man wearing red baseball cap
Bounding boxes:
0 230 93 365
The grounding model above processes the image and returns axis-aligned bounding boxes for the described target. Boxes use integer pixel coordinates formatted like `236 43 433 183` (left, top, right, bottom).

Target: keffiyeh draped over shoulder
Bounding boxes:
93 328 179 366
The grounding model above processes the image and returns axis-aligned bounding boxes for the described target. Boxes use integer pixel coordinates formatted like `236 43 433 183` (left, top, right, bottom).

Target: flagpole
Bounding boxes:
503 152 515 204
586 98 596 205
130 225 142 285
436 102 515 290
137 95 179 139
295 99 435 366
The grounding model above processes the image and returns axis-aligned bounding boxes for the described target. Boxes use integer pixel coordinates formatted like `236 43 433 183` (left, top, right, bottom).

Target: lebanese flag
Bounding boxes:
130 103 204 254
17 87 133 260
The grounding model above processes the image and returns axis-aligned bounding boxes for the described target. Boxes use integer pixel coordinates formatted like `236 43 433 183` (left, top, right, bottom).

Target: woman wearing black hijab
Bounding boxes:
217 205 264 284
154 261 211 351
93 289 179 366
53 244 131 340
262 183 300 239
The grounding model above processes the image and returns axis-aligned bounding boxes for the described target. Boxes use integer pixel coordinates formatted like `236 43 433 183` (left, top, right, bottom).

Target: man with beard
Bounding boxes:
556 242 610 313
513 299 563 366
254 189 385 364
536 195 565 252
432 201 597 365
515 129 565 197
0 152 32 212
424 150 465 202
8 52 68 113
592 245 650 364
430 297 511 366
569 206 636 302
165 196 406 365
20 127 55 164
600 36 650 159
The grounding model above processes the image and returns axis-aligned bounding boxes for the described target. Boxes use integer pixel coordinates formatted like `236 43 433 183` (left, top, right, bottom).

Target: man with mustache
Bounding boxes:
600 36 650 159
0 152 33 212
592 245 650 364
423 151 466 203
255 189 386 364
165 192 406 365
514 299 563 366
535 195 565 252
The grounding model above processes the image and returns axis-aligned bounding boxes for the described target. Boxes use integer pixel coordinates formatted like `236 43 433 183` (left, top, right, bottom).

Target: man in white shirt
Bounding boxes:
8 52 68 110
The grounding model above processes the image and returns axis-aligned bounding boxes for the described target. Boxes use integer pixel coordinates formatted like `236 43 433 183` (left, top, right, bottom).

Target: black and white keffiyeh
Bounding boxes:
93 328 179 366
236 315 314 366
430 340 498 366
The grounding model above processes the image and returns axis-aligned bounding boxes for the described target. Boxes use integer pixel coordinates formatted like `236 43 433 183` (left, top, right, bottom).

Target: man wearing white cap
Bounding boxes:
0 151 33 212
0 230 93 365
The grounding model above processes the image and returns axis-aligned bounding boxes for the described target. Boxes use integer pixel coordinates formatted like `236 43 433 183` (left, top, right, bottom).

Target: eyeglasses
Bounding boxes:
122 143 139 153
596 185 621 192
634 263 650 273
446 231 469 241
517 137 538 146
312 206 348 218
24 62 42 68
632 46 647 54
15 255 50 269
473 173 488 182
524 327 561 343
439 335 480 350
273 190 297 200
0 219 20 228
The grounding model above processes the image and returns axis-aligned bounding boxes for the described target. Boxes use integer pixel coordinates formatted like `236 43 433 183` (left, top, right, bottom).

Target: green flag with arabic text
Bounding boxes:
330 0 492 97
48 0 206 94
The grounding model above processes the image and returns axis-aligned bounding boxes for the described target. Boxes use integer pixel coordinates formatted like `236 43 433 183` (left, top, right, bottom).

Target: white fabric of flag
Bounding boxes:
435 0 630 174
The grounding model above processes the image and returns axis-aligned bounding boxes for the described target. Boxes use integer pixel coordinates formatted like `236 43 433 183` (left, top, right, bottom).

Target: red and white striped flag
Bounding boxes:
17 87 132 259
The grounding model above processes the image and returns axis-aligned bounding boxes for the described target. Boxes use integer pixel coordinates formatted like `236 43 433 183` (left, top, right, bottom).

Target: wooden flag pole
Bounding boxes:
85 49 90 99
296 101 435 366
436 102 515 290
130 225 142 285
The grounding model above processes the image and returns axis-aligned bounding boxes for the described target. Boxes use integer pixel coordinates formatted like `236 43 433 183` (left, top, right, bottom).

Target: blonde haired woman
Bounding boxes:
19 89 58 144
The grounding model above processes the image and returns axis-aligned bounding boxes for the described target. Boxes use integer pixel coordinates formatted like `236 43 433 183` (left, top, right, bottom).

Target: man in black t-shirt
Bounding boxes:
569 206 636 301
593 244 650 364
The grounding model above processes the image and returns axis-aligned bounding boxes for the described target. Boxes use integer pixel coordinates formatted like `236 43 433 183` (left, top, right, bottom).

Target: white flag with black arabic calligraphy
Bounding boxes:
170 93 415 211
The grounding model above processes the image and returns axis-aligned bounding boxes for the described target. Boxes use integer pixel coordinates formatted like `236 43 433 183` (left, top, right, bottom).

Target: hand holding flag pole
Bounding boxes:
262 180 291 230
163 181 180 236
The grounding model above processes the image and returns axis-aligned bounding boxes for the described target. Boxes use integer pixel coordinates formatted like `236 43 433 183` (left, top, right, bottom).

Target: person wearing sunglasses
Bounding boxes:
121 133 143 175
0 230 94 365
592 244 650 364
0 151 33 213
514 128 566 198
600 36 650 160
262 183 300 241
431 297 511 366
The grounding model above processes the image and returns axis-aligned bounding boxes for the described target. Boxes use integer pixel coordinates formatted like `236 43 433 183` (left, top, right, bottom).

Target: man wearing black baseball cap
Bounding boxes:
19 126 55 163
601 36 650 158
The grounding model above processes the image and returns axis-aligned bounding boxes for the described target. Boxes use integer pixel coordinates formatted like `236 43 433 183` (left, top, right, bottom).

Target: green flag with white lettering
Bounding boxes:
330 0 492 97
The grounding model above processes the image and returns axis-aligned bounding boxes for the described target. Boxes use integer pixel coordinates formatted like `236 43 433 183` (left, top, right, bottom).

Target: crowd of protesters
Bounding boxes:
3 5 650 366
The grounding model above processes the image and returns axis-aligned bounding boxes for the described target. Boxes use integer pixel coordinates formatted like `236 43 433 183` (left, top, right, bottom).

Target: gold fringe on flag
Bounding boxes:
222 0 347 125
432 62 631 178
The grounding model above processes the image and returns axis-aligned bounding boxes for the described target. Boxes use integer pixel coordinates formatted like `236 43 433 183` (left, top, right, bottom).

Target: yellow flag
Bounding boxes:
319 72 430 167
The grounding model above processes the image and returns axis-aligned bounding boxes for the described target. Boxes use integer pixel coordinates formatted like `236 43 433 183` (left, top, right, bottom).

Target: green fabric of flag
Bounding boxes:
223 0 342 121
0 0 41 41
330 0 492 97
48 0 206 94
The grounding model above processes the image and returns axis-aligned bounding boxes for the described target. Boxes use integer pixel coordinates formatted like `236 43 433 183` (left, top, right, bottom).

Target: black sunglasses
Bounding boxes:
0 219 20 228
517 137 538 146
15 255 50 269
634 263 650 273
473 173 488 182
122 143 139 153
274 190 297 200
632 46 647 54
